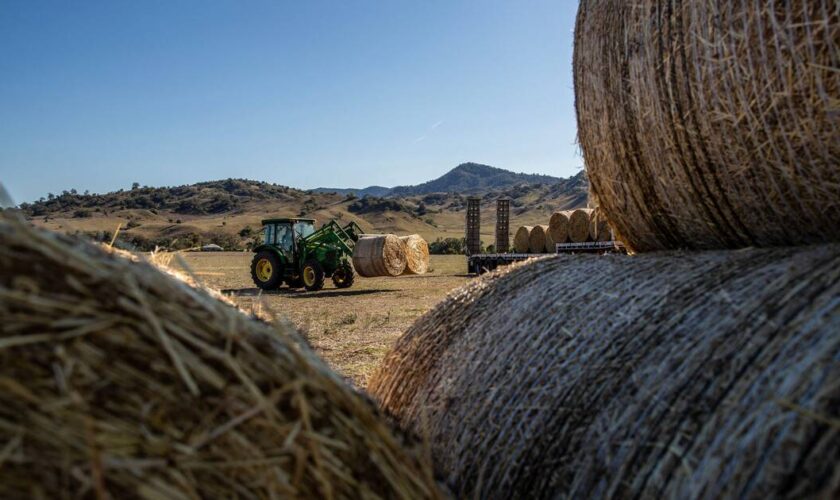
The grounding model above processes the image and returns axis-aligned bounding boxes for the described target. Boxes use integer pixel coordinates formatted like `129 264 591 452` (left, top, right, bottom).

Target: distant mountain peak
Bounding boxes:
314 163 566 198
388 163 563 196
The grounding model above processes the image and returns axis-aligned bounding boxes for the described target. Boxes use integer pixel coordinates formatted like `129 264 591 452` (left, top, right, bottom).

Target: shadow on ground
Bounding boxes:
222 288 392 299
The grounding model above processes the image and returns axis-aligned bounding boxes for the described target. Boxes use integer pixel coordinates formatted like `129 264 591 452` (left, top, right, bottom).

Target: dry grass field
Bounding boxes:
180 252 471 387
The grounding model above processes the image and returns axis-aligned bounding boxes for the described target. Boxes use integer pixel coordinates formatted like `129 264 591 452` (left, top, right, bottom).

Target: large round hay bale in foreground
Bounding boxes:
528 224 549 254
589 206 611 242
513 226 532 253
353 234 407 277
400 234 430 275
574 1 840 252
567 208 592 242
369 245 840 498
548 212 570 244
0 215 440 499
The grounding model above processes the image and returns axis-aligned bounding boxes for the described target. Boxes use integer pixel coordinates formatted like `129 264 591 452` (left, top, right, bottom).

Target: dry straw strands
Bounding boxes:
400 234 430 275
567 209 592 242
0 214 441 499
353 234 408 277
548 212 570 245
543 227 555 253
589 206 611 242
514 226 532 253
528 225 549 254
574 1 840 252
369 245 840 498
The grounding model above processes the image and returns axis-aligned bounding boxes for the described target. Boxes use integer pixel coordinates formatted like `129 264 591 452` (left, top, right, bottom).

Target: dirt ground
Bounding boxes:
180 252 471 387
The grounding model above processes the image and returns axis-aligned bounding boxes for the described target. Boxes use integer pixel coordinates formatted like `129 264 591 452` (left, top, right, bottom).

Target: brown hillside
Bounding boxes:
20 173 588 251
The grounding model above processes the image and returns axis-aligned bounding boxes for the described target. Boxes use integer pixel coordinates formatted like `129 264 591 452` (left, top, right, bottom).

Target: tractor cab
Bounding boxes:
261 218 315 256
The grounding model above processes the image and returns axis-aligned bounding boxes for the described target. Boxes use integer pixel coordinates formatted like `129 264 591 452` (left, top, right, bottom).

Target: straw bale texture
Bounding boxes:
543 229 555 253
589 206 611 242
400 234 430 275
353 234 407 277
567 209 592 242
513 226 532 253
548 212 570 245
0 214 441 499
369 244 840 498
528 225 549 254
574 1 840 253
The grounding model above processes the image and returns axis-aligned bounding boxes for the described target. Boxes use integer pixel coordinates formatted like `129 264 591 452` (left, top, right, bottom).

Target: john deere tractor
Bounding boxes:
250 218 362 292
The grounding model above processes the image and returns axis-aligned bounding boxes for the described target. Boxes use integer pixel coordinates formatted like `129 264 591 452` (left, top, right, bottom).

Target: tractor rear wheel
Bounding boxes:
250 251 283 290
302 260 325 292
332 263 354 289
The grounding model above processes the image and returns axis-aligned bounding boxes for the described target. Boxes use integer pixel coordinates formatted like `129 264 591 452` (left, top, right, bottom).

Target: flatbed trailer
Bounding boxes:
466 240 626 274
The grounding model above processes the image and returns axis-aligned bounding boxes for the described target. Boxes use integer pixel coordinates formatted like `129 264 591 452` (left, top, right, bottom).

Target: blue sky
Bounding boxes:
0 1 581 202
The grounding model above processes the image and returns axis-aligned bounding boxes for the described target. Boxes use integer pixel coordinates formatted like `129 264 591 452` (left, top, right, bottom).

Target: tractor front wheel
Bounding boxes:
250 251 283 290
302 260 325 292
332 263 354 289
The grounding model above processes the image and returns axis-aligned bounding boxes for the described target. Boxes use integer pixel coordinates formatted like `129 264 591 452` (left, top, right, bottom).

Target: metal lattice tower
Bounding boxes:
495 198 510 253
465 197 481 256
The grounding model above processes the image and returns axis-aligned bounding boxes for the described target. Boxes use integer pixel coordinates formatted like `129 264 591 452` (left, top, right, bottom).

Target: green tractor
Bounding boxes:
250 218 363 292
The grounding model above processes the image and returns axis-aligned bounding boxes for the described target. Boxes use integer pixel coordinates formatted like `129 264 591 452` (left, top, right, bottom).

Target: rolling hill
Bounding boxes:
18 164 588 252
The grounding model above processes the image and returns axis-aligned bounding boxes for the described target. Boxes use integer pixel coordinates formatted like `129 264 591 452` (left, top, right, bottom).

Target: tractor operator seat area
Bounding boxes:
276 225 293 252
293 221 315 240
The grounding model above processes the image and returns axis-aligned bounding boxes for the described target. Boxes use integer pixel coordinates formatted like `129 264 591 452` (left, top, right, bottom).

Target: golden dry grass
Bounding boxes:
179 252 471 387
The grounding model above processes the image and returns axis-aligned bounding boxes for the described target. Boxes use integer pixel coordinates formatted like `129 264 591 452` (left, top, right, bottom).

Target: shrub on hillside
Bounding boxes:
429 237 465 255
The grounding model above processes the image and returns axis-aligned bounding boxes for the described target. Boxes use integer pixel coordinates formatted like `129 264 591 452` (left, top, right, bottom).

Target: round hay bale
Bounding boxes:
353 234 407 277
544 228 556 253
369 244 840 498
548 212 570 245
514 226 532 253
589 206 611 242
400 234 430 275
0 214 440 499
567 209 592 242
528 225 549 254
574 1 840 252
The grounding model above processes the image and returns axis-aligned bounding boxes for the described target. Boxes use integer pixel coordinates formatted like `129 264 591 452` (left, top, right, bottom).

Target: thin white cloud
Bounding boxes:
413 119 443 144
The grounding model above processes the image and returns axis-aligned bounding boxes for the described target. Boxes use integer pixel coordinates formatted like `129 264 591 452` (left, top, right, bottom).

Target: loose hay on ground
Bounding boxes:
369 245 840 499
0 214 442 499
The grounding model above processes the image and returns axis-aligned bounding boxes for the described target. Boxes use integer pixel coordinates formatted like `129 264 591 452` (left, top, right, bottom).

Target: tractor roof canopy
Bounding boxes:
261 218 316 226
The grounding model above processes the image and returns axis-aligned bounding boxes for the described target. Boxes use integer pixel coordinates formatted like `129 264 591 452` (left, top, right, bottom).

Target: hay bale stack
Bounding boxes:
400 234 430 275
567 208 592 242
353 234 407 277
588 206 611 242
528 225 549 254
0 214 441 499
513 226 532 253
369 245 840 498
543 228 555 253
548 212 570 245
574 1 840 252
